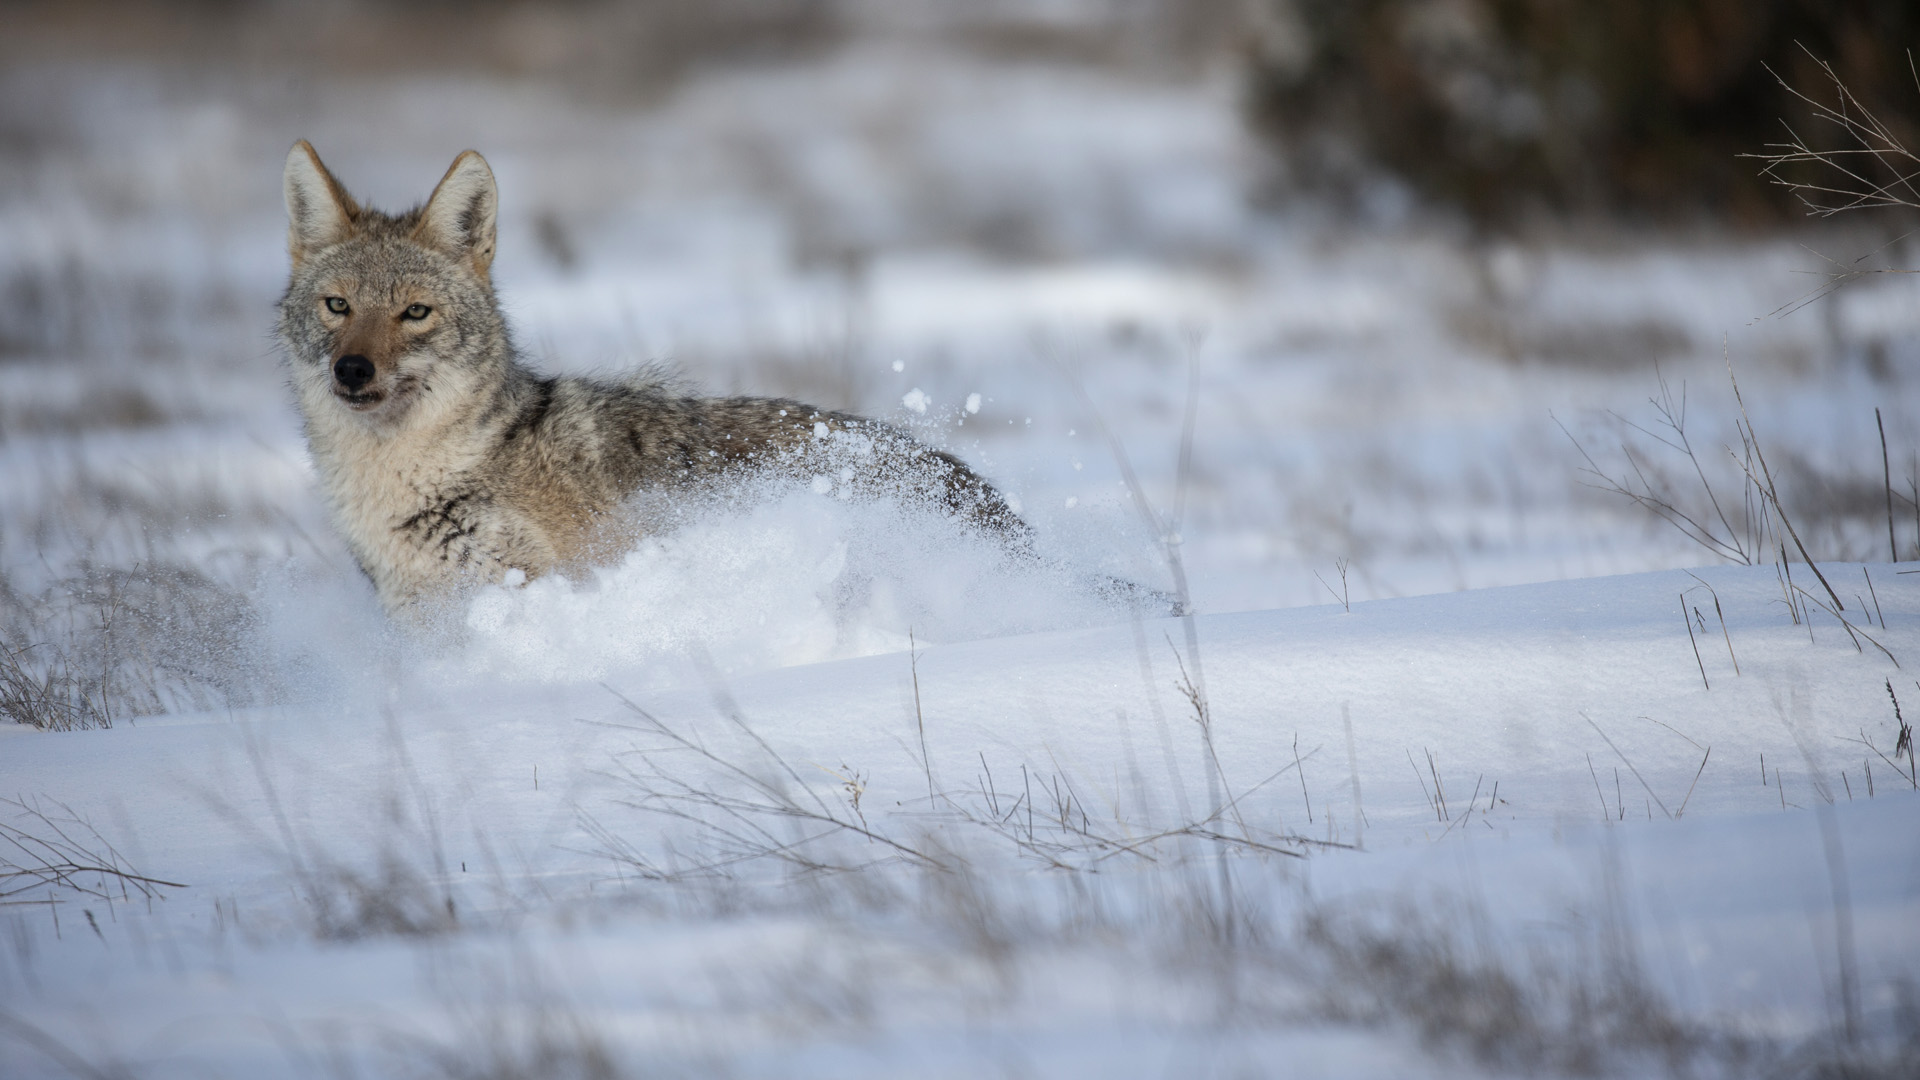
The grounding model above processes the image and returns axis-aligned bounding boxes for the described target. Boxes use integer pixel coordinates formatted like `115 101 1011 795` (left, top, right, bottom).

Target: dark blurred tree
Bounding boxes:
1245 0 1920 226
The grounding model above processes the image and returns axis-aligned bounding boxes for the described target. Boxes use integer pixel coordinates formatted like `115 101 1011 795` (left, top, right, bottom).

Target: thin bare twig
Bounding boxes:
1685 573 1740 676
1790 583 1898 667
597 683 944 870
1681 593 1709 690
1675 746 1712 818
1583 713 1672 820
1724 354 1845 612
1880 408 1898 564
909 629 933 804
1747 49 1920 218
0 795 185 902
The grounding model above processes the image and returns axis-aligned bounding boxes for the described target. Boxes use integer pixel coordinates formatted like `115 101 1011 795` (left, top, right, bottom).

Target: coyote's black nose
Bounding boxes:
334 354 374 391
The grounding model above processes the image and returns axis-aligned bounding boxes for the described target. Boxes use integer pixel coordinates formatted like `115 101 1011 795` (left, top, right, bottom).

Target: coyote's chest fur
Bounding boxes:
277 141 1023 621
307 412 550 612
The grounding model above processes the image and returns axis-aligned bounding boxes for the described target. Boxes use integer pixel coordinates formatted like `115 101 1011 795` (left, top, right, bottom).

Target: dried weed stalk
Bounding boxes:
0 794 184 905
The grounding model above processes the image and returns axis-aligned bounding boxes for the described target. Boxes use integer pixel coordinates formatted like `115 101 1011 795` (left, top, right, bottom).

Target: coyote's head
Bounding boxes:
277 142 510 433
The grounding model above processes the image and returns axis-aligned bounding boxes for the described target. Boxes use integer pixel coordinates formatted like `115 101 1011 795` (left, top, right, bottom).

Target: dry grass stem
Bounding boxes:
0 795 184 905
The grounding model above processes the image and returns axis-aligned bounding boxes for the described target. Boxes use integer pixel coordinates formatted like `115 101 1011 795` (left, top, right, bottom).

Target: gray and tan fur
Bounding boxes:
278 142 1025 620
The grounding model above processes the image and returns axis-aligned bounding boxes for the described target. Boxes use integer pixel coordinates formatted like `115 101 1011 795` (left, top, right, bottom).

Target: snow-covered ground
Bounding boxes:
5 566 1918 1076
3 8 1919 1076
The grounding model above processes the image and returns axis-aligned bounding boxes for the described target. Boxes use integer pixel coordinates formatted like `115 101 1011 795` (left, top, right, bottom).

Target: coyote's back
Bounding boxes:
277 142 1025 620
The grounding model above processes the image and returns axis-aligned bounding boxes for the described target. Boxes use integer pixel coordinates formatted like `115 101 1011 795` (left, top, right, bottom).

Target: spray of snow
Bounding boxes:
443 455 1154 687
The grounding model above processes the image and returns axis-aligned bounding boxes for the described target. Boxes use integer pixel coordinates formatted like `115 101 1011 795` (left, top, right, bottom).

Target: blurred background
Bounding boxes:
6 0 1920 722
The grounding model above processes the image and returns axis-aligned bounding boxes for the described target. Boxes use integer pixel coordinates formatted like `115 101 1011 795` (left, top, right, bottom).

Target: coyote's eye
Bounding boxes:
324 297 349 315
402 303 432 321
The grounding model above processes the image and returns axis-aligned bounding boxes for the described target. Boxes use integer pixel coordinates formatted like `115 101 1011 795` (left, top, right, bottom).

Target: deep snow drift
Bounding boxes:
4 556 1918 1077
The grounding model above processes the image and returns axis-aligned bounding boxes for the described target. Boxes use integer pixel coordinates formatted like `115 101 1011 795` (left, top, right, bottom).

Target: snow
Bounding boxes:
451 484 1137 683
3 566 1918 1075
4 9 1920 1076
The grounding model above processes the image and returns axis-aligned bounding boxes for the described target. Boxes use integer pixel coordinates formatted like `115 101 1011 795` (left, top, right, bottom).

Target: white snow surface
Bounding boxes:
5 564 1920 1076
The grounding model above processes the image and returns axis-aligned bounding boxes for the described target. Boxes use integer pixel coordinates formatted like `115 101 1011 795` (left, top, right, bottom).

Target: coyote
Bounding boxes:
278 142 1025 619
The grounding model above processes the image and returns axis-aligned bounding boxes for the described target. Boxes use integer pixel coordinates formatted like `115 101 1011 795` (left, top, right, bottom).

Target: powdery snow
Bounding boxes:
3 557 1917 1076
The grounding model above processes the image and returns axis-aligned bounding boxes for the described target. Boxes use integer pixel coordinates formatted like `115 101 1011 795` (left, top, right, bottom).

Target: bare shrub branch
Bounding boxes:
0 795 184 904
1748 47 1920 218
1555 366 1764 567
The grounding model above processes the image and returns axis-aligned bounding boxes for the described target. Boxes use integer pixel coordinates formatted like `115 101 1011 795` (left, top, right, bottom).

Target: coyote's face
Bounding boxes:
277 142 507 433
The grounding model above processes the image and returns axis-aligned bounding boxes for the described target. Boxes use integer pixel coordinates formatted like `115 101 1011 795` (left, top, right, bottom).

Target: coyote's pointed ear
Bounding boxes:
283 140 358 267
414 150 498 281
